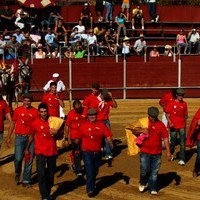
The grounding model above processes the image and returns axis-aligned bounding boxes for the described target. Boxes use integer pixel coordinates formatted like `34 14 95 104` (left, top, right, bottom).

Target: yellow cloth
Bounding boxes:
48 116 64 134
132 8 143 17
48 116 66 149
125 117 148 156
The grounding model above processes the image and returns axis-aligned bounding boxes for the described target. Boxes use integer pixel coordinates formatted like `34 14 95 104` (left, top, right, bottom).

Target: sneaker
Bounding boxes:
132 26 135 30
151 19 155 23
155 15 159 22
171 155 174 161
178 160 185 166
142 26 144 30
76 173 83 177
116 43 119 46
105 155 113 160
138 185 146 192
151 191 158 195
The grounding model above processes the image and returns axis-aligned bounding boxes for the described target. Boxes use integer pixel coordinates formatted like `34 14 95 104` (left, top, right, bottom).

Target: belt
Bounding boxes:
16 134 30 137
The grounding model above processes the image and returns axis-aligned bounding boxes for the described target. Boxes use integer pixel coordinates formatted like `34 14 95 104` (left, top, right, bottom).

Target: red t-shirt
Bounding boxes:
159 92 174 111
31 118 57 156
79 120 112 152
97 101 114 121
12 106 38 135
41 93 60 117
0 100 10 131
66 109 86 139
165 100 188 129
83 93 100 110
141 120 168 155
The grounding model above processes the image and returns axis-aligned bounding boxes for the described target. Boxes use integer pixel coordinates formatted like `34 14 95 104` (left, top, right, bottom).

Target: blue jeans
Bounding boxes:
194 140 200 173
170 128 186 161
82 151 102 193
36 154 56 200
140 152 161 192
71 139 82 175
147 2 157 20
14 135 34 183
102 120 112 158
0 131 3 149
105 2 112 21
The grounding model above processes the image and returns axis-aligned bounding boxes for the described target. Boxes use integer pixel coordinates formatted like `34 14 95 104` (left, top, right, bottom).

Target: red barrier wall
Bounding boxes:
29 57 200 100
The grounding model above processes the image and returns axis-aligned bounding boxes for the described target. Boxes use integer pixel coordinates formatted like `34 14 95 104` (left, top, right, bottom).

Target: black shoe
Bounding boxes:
15 175 20 185
88 191 94 198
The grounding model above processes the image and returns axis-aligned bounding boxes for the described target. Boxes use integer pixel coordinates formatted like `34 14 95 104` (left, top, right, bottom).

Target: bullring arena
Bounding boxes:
1 1 200 200
0 99 200 200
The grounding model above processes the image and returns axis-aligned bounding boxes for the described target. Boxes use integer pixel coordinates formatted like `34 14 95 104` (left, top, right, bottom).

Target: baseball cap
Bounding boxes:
176 88 185 95
87 108 97 115
52 73 59 78
148 107 159 118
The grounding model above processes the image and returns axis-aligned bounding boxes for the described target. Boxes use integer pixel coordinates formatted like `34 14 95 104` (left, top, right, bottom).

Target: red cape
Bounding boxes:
186 108 200 147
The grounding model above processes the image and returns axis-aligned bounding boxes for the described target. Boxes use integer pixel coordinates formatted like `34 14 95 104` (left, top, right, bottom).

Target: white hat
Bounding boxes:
84 3 88 6
52 73 59 78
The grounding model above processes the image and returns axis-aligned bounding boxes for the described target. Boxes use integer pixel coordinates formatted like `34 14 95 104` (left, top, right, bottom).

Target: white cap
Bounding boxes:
84 3 88 6
52 73 59 78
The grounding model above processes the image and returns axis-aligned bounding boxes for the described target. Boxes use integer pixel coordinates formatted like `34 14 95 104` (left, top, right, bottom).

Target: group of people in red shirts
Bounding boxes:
2 76 117 199
1 73 200 198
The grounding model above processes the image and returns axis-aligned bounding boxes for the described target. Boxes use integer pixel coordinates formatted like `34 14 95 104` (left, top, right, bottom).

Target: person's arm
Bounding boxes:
163 137 171 160
165 113 173 128
6 121 15 147
25 134 34 155
106 136 114 150
108 92 117 108
56 93 65 108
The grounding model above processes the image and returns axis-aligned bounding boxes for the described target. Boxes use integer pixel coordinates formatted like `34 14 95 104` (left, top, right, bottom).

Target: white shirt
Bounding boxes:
43 80 65 92
74 25 85 33
87 35 97 45
134 39 146 52
189 32 200 43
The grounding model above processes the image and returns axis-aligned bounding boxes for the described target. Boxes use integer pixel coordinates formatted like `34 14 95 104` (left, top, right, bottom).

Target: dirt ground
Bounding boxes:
0 99 200 200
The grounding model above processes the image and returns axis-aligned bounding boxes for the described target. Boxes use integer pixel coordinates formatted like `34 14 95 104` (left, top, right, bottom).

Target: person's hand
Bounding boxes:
50 128 58 135
166 151 172 161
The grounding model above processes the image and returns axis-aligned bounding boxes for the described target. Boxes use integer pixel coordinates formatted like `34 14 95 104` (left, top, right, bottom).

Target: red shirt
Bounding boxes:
66 109 86 139
83 93 100 110
41 93 60 117
31 117 57 156
165 100 188 129
159 92 174 111
97 101 114 121
12 106 38 135
79 120 112 152
141 120 168 155
0 99 10 131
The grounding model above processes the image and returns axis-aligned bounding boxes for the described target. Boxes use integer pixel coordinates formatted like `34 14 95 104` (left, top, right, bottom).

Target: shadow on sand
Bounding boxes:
158 172 181 191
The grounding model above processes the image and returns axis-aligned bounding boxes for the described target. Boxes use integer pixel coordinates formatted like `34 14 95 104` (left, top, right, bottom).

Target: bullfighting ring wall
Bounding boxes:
29 56 200 101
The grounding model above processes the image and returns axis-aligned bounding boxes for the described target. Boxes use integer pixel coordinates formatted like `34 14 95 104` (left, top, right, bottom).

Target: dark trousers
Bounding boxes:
36 154 56 199
147 2 157 20
82 151 102 193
